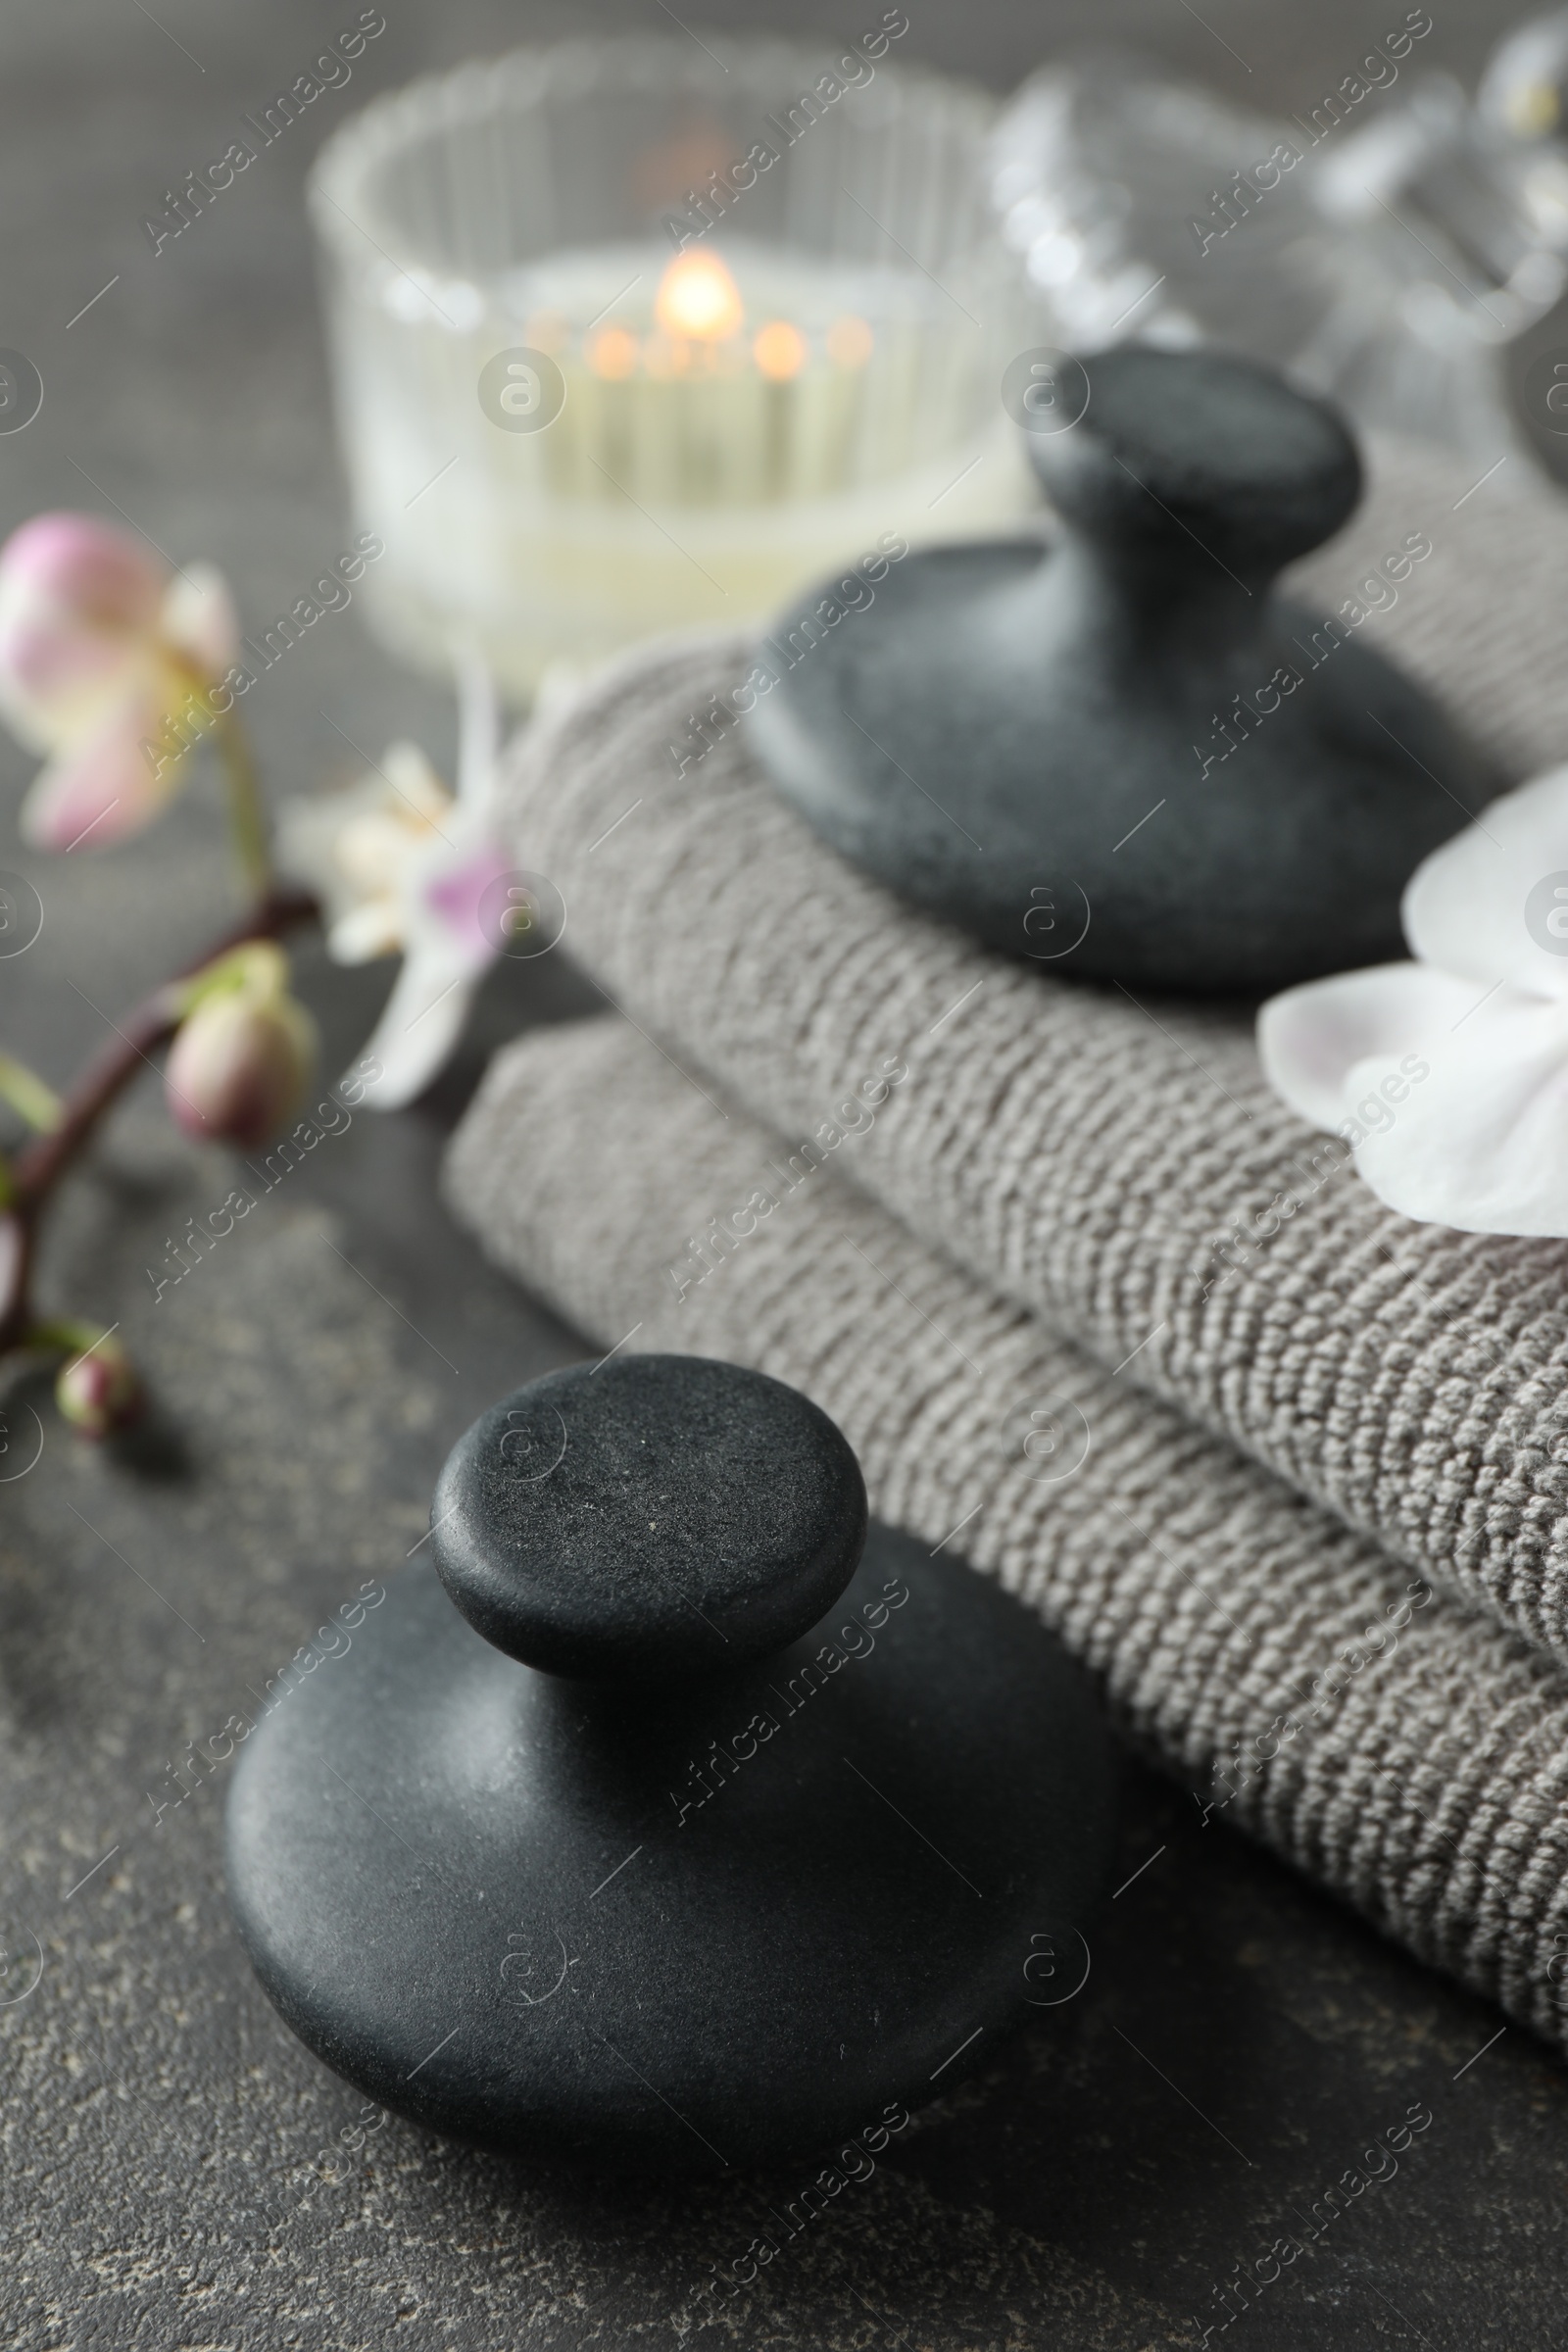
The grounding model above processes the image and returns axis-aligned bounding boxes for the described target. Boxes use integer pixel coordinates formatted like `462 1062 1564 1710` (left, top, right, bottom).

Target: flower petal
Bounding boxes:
352 951 478 1110
382 740 458 825
275 778 393 939
417 839 512 971
160 562 240 681
19 689 181 851
327 902 404 965
1256 961 1480 1130
1402 762 1568 1001
0 514 165 752
1348 986 1568 1234
0 513 165 639
274 749 460 960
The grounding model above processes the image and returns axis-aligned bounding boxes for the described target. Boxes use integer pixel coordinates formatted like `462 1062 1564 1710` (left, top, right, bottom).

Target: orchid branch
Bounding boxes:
0 513 510 1435
0 888 318 1396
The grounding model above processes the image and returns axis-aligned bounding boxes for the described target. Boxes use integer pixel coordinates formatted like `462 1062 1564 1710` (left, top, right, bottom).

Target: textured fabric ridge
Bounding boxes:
492 439 1568 1664
445 1015 1568 2057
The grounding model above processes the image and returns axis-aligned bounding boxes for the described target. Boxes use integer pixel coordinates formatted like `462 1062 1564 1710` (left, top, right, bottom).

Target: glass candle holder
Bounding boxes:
310 34 1034 698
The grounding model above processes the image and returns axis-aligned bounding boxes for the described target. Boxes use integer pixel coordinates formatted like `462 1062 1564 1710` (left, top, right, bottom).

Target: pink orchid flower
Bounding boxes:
1259 761 1568 1235
0 513 238 852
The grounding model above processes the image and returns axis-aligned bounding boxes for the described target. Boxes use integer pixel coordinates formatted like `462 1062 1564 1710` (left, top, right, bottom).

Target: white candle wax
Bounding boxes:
330 236 1037 698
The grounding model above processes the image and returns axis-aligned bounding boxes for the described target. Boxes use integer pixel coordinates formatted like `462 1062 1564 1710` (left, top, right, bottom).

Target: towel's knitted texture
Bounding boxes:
445 1014 1568 2054
490 439 1568 1666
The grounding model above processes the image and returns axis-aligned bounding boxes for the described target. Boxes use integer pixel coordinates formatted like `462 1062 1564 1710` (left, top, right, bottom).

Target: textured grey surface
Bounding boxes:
2 2 1568 2348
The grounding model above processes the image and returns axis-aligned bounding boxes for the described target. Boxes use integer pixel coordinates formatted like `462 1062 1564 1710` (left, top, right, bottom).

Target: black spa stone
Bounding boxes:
748 346 1501 993
425 1356 868 1681
224 1354 1115 2172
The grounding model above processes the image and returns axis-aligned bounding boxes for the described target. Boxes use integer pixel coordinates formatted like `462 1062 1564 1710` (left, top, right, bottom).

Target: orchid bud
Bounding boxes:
165 944 317 1149
56 1333 144 1440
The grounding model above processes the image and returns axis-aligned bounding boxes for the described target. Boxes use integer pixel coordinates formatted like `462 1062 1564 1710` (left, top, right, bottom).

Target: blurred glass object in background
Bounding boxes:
987 11 1568 481
312 36 1034 702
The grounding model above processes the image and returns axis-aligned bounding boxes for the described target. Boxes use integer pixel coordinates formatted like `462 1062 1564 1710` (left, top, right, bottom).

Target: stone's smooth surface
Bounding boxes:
228 1529 1115 2171
427 1354 868 1681
226 1362 1115 2170
1037 343 1362 569
750 347 1502 993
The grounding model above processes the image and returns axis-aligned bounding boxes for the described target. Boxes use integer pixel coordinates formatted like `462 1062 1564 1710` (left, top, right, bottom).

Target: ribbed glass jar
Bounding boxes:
311 34 1033 697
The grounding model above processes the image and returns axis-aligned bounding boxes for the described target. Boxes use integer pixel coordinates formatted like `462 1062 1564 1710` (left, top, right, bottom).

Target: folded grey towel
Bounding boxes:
446 1014 1568 2056
489 439 1568 1667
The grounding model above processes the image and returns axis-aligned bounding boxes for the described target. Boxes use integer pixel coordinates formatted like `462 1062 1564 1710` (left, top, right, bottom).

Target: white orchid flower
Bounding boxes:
276 653 514 1110
1259 762 1568 1235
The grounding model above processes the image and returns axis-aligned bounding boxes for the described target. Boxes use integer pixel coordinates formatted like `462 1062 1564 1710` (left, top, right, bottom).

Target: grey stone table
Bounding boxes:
2 3 1567 2346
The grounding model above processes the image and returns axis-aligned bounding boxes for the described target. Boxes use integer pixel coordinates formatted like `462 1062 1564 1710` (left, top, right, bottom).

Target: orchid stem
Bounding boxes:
214 706 272 900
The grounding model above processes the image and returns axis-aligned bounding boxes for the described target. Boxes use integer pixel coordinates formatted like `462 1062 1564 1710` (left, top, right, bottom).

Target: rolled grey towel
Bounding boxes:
489 439 1568 1666
446 1013 1568 2056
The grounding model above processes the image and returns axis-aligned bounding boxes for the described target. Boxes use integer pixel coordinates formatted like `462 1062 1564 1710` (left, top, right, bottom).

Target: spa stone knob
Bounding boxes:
749 345 1501 993
1026 340 1359 583
427 1354 867 1681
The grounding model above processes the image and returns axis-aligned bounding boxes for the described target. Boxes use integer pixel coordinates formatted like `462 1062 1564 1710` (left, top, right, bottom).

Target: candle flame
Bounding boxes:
656 249 745 342
754 320 807 381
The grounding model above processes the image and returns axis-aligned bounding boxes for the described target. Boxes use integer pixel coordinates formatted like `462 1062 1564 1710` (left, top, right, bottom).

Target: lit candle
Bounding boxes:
325 237 1032 697
514 246 900 510
312 36 1033 698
